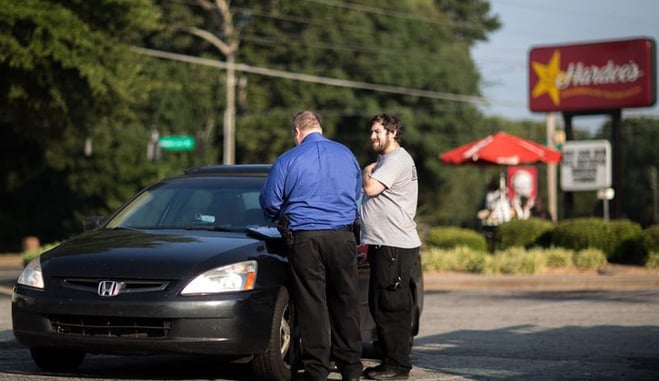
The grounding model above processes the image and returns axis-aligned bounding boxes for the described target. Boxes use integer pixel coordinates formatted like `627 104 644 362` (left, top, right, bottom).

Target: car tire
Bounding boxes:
30 347 85 372
251 287 292 381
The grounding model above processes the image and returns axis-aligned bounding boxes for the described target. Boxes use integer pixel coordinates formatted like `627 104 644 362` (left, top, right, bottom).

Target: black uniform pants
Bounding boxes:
367 245 420 372
288 229 362 380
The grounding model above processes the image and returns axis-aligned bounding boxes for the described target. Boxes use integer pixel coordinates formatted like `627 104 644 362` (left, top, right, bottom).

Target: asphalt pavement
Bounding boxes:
2 254 659 380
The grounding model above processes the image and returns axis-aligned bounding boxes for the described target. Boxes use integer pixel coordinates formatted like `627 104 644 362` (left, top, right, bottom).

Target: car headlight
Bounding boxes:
17 257 44 289
181 260 257 295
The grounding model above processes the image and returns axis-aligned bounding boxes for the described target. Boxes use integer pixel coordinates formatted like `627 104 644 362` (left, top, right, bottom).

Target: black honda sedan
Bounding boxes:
12 164 423 381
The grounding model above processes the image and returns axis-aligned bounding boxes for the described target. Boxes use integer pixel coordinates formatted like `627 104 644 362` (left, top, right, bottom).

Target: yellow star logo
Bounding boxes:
531 50 564 105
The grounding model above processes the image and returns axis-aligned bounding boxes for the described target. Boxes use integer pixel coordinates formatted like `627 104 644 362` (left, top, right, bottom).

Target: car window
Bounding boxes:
105 176 274 230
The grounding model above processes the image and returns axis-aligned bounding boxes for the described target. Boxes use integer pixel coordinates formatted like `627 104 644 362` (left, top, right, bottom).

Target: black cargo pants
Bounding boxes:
367 244 420 372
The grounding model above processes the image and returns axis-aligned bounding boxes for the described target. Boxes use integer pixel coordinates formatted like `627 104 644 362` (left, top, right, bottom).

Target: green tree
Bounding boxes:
157 0 500 225
0 0 163 248
1 0 508 248
596 117 659 226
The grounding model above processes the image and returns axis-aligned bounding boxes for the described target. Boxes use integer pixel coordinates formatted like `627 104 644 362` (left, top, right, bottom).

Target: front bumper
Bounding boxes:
12 284 283 357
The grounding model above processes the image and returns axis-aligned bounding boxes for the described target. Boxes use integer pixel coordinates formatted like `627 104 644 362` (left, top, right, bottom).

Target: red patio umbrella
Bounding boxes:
440 132 562 225
439 131 562 166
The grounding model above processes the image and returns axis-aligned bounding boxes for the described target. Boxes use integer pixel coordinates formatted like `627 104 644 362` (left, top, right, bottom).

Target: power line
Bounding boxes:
302 0 444 24
132 47 524 108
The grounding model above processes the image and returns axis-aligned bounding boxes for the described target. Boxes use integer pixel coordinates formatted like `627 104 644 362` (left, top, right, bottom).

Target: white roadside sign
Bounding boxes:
560 140 612 191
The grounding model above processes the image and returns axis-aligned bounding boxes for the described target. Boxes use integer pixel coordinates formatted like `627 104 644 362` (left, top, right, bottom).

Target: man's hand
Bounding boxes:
362 163 385 196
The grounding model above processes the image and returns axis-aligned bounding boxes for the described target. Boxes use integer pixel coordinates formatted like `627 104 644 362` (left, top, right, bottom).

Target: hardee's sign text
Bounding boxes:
529 38 656 112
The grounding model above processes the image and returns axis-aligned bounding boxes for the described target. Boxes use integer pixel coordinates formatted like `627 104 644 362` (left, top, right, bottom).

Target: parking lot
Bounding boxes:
2 255 659 380
2 286 659 380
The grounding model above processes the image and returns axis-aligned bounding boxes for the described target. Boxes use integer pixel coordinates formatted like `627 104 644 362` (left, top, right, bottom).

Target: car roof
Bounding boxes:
183 164 271 177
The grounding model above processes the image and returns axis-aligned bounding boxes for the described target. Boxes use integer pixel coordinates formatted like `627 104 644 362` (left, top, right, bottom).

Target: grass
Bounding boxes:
422 246 609 275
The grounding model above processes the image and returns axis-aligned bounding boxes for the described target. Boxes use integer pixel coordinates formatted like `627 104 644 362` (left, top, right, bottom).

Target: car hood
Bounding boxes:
39 228 272 280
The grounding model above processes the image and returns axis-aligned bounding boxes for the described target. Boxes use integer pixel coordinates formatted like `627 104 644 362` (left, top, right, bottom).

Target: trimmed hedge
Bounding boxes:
609 220 644 264
423 219 652 266
552 218 611 253
643 225 659 253
421 246 607 274
426 226 488 252
551 218 644 264
494 218 555 251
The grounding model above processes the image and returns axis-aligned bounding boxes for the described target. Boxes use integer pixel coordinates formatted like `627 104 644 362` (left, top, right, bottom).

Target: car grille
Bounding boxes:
62 278 170 294
49 315 172 338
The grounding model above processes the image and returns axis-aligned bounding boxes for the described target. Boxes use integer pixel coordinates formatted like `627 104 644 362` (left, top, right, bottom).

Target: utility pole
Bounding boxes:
651 166 658 224
546 113 558 222
188 0 241 164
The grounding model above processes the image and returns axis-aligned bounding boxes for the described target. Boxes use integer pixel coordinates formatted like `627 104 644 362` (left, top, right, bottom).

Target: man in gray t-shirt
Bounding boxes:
361 113 421 381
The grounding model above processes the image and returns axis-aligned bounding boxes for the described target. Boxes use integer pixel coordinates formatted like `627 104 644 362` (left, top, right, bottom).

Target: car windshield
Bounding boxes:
105 176 275 230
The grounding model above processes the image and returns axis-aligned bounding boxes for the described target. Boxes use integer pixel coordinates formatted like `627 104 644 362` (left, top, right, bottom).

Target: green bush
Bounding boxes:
492 247 545 274
642 225 659 253
420 241 641 274
646 252 659 269
608 220 644 264
426 226 487 252
552 218 611 253
421 246 489 273
421 247 459 272
551 218 644 263
494 218 555 250
454 247 489 273
573 249 607 270
545 248 575 268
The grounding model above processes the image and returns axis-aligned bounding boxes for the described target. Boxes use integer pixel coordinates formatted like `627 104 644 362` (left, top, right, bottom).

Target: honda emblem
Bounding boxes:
98 281 121 297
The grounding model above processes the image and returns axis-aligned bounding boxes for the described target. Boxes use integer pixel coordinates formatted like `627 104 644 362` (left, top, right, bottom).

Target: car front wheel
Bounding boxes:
251 287 292 381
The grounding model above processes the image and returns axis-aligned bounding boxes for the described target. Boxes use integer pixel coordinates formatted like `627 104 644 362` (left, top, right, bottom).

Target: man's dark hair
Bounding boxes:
370 113 403 142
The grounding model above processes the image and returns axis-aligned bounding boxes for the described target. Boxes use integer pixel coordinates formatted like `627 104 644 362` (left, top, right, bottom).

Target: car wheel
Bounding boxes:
30 347 85 372
251 287 292 381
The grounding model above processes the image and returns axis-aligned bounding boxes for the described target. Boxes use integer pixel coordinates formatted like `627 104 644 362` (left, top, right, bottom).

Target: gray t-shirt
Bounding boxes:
361 147 421 248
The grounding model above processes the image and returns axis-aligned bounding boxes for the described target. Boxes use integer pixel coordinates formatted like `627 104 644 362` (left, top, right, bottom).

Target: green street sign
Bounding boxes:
159 135 195 151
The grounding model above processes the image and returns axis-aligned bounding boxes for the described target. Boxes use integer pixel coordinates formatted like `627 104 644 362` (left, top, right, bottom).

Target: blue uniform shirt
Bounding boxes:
260 132 362 231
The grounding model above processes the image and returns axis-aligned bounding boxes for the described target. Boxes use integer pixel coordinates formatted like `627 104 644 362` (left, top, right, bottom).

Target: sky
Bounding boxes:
471 0 659 134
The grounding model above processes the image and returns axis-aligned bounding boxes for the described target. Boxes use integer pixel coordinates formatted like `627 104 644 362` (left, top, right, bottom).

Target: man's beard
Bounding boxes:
372 139 390 154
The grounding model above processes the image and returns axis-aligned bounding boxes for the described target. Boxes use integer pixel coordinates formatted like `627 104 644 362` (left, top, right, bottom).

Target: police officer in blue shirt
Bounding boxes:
260 111 363 381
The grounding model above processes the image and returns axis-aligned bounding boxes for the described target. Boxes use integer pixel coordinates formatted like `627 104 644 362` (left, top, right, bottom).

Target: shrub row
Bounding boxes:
421 246 608 274
427 219 659 266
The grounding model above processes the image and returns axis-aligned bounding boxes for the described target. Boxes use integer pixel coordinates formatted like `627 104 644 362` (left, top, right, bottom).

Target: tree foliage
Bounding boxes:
596 117 659 226
3 0 656 251
0 0 164 247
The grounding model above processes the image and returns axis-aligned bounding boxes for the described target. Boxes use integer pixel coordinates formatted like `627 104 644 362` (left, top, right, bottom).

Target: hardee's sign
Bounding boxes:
529 38 656 112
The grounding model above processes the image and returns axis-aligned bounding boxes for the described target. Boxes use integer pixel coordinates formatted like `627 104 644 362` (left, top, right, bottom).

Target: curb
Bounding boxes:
0 255 21 267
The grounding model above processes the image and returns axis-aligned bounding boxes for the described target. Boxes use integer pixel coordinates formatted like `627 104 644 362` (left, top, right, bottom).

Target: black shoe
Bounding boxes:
363 365 409 380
